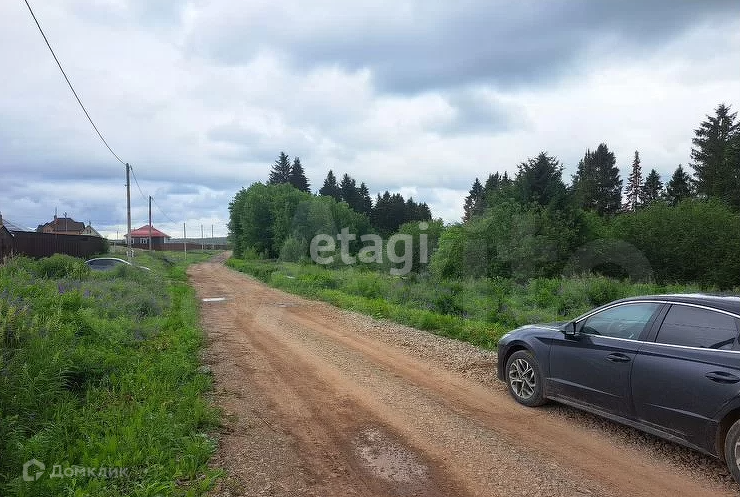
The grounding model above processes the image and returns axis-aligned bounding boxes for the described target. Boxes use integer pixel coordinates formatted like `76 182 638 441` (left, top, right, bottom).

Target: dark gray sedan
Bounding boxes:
497 294 740 484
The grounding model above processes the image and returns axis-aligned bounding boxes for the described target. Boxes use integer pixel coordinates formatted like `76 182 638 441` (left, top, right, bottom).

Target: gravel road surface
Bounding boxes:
189 255 737 497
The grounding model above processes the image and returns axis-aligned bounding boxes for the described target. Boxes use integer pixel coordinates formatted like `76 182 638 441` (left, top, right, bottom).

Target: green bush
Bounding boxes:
34 254 90 279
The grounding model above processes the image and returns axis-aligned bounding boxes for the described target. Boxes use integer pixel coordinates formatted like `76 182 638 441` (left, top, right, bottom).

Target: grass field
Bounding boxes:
0 251 220 497
226 258 708 349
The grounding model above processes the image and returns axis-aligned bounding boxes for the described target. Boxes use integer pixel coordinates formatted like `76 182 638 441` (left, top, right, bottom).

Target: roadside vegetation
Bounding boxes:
0 251 220 497
226 103 740 347
226 258 708 348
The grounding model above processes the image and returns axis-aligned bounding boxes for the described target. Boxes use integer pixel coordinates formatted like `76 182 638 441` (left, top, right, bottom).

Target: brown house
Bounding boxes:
37 215 101 237
125 225 171 248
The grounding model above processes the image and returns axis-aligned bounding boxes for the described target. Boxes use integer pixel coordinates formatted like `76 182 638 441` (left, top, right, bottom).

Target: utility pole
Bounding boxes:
211 224 214 250
201 224 204 251
148 196 152 252
126 163 132 260
183 223 187 261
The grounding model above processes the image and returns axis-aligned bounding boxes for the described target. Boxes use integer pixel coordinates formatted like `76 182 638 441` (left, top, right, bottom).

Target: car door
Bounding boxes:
548 302 663 417
631 304 740 452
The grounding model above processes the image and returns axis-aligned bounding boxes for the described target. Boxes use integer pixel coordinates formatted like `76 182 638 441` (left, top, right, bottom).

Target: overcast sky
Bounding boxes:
2 0 739 237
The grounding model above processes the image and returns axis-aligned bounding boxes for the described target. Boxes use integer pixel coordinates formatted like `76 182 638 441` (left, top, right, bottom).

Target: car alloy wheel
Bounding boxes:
723 418 740 485
508 357 536 400
504 350 546 407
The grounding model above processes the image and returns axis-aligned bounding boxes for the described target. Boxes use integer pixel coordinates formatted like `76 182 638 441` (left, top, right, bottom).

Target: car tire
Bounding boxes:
505 350 547 407
724 419 740 485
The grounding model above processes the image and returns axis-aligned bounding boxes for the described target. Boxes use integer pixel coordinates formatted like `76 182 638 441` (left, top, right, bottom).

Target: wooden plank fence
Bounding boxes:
5 232 107 259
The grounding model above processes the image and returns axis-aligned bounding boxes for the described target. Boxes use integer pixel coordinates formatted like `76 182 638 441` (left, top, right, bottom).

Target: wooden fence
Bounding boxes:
7 232 107 259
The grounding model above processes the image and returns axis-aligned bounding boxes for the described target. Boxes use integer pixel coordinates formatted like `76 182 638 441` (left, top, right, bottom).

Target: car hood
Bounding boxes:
516 321 567 332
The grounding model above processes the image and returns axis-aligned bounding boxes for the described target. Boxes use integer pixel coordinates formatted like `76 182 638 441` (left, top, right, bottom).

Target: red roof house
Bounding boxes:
125 225 171 248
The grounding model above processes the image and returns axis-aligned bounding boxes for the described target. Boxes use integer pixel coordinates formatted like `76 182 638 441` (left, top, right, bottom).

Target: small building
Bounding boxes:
0 213 14 260
37 214 100 237
126 225 171 248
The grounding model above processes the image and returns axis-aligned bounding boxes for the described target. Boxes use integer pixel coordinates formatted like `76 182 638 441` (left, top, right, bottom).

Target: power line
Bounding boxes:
23 0 126 165
152 197 177 224
128 165 148 202
130 165 179 226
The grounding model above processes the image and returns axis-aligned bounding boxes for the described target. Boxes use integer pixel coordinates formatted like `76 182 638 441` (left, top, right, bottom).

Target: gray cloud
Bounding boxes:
1 0 739 230
184 0 738 93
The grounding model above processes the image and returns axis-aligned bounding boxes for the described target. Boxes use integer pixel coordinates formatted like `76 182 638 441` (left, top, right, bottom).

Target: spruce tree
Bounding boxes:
691 103 740 208
624 151 643 211
463 178 485 222
572 144 622 215
641 169 663 207
339 173 362 211
319 170 342 201
288 157 311 193
515 152 566 208
358 182 373 216
665 164 693 206
484 172 501 194
268 152 292 185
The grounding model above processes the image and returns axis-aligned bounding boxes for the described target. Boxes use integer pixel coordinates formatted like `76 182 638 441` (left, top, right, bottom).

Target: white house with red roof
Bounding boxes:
125 225 171 248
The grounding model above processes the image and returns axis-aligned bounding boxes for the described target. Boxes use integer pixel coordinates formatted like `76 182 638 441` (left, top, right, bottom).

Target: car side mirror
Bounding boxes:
563 321 579 338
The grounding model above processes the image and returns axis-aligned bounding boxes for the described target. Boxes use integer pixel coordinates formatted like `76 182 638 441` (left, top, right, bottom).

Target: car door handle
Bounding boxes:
606 353 631 363
705 371 740 384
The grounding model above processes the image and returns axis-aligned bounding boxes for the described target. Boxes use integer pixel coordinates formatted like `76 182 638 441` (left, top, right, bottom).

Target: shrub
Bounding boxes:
35 254 90 279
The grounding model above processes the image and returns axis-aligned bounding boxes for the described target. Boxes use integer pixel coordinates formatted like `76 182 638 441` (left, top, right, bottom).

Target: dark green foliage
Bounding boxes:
288 157 311 193
339 173 363 212
641 169 663 207
268 151 292 185
483 172 501 193
463 178 485 222
691 103 740 208
228 187 249 257
514 152 567 208
318 170 342 201
396 219 445 273
432 201 596 281
357 182 373 216
624 151 643 211
665 164 693 206
371 191 431 237
611 199 740 288
572 143 623 216
228 182 372 260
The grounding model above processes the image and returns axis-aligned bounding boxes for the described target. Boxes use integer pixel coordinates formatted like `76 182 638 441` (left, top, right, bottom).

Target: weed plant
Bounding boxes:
0 252 219 496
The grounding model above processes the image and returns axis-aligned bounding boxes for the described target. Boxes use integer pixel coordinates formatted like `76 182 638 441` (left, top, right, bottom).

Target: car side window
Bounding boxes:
579 303 662 339
656 305 738 350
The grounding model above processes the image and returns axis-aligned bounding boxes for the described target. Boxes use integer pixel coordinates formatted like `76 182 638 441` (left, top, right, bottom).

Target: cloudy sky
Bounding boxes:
2 0 739 237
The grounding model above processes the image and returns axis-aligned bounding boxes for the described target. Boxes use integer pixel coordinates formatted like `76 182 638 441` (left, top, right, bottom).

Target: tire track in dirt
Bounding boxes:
190 258 735 497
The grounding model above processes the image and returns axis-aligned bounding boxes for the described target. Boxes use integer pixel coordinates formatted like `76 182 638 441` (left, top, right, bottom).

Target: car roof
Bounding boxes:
617 294 740 316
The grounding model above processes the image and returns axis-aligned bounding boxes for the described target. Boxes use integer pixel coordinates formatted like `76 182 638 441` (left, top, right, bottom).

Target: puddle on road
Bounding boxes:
273 302 299 308
202 297 229 302
353 427 429 485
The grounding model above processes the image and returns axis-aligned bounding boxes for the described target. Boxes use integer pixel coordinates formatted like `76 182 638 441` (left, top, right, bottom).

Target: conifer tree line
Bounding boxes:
231 103 740 288
442 103 740 288
462 103 740 220
268 152 432 236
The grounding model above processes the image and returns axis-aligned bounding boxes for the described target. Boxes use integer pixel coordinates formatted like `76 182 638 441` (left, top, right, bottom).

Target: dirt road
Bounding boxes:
189 256 737 497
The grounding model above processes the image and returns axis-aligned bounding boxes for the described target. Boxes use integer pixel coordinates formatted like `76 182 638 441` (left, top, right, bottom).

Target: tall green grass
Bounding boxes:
0 252 220 496
226 258 708 349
